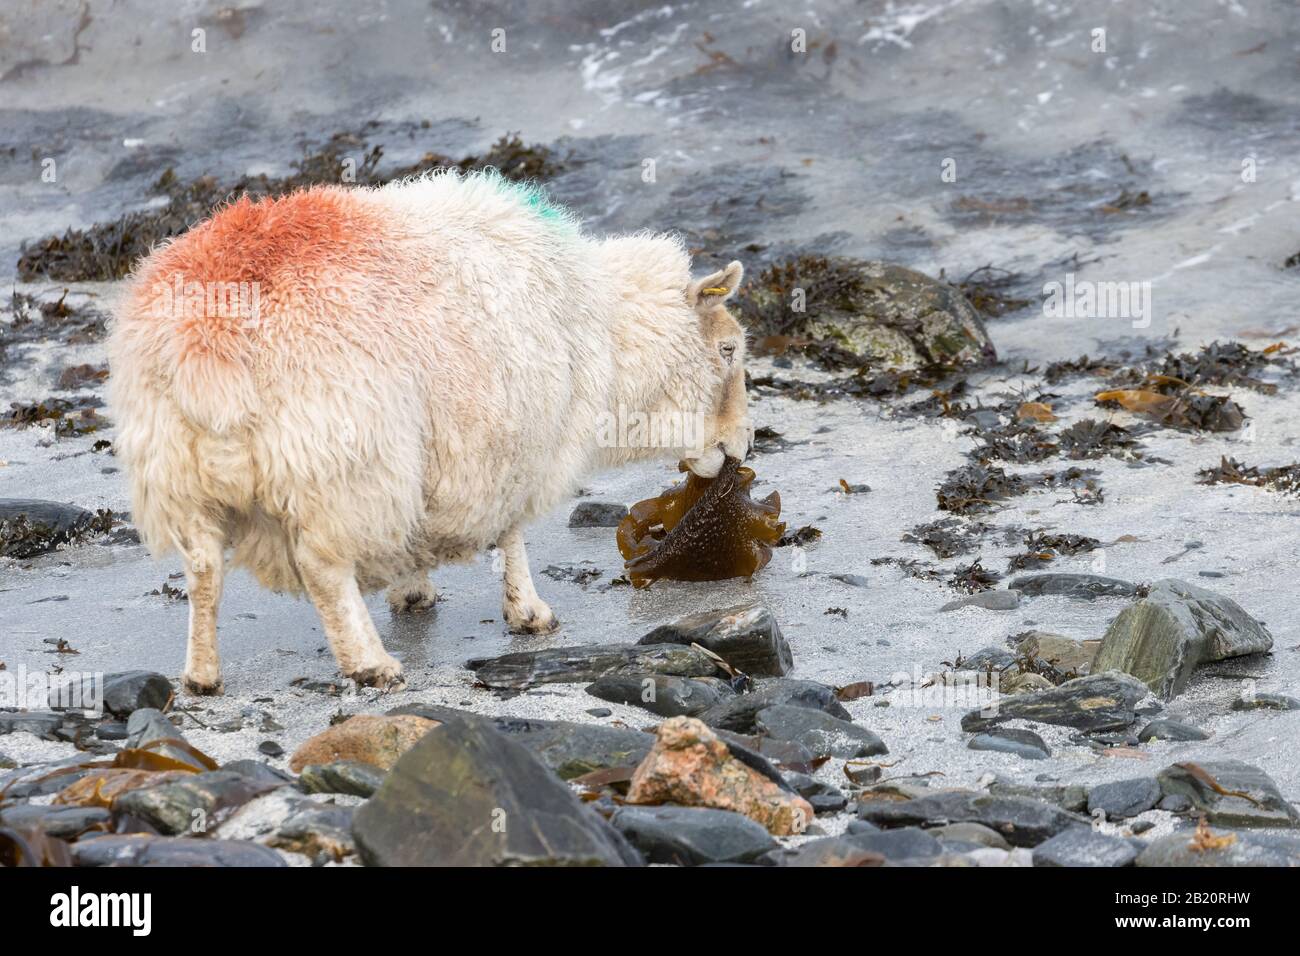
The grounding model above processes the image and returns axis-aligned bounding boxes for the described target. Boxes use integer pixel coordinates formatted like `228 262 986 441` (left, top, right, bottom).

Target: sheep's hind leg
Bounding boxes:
295 543 404 688
386 570 439 614
498 527 558 633
180 526 226 695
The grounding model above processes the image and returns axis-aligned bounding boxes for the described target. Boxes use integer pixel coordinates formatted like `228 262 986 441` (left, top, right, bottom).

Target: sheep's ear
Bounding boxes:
686 260 744 311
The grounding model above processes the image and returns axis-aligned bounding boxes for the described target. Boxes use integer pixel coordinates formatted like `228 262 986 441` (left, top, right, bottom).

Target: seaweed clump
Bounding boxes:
1196 456 1300 496
903 516 992 559
18 132 563 282
1057 418 1146 459
3 398 105 437
1007 530 1101 572
617 458 784 588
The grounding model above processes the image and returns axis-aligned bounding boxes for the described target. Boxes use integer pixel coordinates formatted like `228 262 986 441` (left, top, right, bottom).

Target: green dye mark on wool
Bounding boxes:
490 173 575 231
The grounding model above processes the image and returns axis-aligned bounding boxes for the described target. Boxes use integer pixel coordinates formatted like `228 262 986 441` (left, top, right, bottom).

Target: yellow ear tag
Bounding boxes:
701 286 730 296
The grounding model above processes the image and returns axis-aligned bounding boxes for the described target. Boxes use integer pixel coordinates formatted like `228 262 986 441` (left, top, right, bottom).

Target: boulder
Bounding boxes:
1156 760 1299 829
967 727 1050 760
1032 828 1138 867
1094 579 1273 700
1008 573 1138 600
586 673 732 718
754 705 887 759
697 678 851 734
287 715 437 772
568 501 628 527
636 604 792 676
467 642 720 691
353 715 637 866
855 791 1088 847
609 805 776 865
71 834 287 867
961 671 1149 733
626 717 813 836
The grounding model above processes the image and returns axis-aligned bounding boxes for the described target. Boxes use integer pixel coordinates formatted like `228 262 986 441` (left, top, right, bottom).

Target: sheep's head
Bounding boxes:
681 260 752 478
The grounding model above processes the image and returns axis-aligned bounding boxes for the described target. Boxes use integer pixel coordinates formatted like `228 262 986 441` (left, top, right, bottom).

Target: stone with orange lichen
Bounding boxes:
54 769 193 808
288 715 438 772
626 716 813 836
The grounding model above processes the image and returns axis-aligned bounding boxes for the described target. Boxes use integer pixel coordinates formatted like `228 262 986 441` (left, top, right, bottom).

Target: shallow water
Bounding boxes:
1 0 1297 808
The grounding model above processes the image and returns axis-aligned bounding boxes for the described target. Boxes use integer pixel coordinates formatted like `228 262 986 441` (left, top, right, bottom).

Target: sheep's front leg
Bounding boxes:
295 543 404 688
386 570 439 614
180 527 226 695
498 527 558 633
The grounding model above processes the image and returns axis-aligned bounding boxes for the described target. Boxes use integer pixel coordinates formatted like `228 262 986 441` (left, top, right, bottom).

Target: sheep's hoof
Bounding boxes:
182 674 224 696
349 658 405 690
504 600 559 634
386 583 439 614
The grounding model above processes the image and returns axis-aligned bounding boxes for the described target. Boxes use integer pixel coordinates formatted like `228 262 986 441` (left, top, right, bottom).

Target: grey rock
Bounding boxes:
1137 829 1300 867
1009 573 1138 600
940 590 1020 612
763 834 887 867
1094 579 1274 700
987 779 1089 813
958 646 1019 670
489 716 654 780
755 704 887 759
0 712 65 739
713 730 815 771
0 498 100 558
298 760 386 797
829 573 869 588
1158 794 1193 813
586 673 732 718
124 707 208 770
1087 778 1162 819
71 834 286 867
1033 827 1138 867
610 805 776 864
1232 692 1300 711
113 770 287 835
466 642 721 690
1138 719 1209 742
0 804 110 839
352 715 637 866
968 727 1050 760
1157 760 1300 828
390 705 656 781
215 788 356 864
929 822 1011 850
698 678 851 734
856 791 1089 847
740 258 996 370
845 826 944 860
568 501 628 527
0 754 103 798
784 772 848 813
220 759 296 787
961 671 1150 733
1015 632 1101 675
636 604 793 677
101 671 172 717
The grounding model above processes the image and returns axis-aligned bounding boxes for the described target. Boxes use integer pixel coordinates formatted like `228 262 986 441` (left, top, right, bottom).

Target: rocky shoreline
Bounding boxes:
3 588 1295 866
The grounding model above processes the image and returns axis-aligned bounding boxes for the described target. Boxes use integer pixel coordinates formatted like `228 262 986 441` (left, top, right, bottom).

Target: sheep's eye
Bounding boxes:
719 342 737 362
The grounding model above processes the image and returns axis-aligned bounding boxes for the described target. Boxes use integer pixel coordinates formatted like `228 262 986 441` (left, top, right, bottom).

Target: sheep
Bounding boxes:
108 171 751 693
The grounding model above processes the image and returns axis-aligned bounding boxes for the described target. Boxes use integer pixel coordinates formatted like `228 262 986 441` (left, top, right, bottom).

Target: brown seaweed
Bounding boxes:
616 458 784 588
